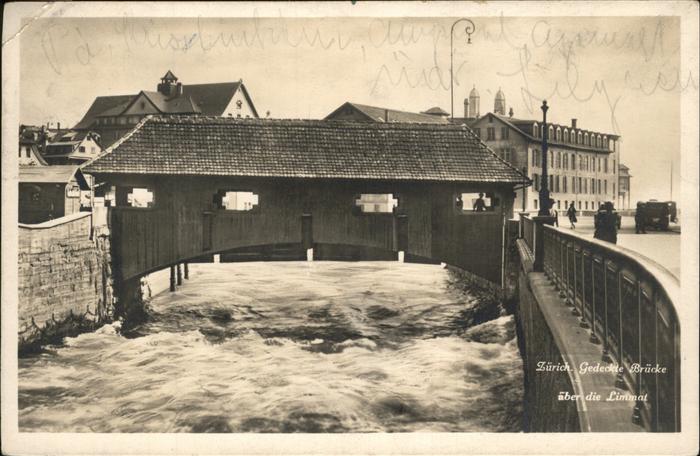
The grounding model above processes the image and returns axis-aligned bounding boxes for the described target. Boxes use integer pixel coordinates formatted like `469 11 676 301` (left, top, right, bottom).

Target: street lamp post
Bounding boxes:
538 100 551 216
450 18 475 119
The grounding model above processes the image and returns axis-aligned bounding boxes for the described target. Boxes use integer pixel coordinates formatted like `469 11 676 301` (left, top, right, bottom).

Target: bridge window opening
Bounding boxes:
458 192 495 213
355 194 398 213
217 190 259 211
127 187 155 208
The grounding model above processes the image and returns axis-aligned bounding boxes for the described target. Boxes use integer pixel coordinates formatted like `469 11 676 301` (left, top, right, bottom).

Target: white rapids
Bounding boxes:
19 261 523 433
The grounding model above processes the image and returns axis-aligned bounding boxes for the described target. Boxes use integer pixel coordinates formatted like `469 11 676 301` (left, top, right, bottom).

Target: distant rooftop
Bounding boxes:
325 102 450 124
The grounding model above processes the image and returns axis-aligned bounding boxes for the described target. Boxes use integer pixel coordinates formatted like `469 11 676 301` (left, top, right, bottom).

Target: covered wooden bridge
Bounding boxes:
83 115 529 290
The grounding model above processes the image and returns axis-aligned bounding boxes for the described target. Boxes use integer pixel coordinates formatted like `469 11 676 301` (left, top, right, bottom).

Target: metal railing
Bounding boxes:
520 212 534 252
536 223 681 432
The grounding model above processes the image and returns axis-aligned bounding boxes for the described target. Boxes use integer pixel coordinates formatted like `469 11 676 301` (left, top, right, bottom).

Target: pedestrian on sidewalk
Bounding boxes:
548 199 559 227
635 202 647 234
594 201 618 244
566 201 578 229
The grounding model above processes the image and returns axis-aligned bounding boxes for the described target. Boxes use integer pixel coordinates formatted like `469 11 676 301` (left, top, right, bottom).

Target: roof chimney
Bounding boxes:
571 118 577 128
175 82 183 96
508 107 514 118
57 122 61 130
464 98 469 118
384 109 389 122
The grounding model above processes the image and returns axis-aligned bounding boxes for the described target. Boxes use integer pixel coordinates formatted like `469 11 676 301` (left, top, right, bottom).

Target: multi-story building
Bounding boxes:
453 89 621 214
618 163 632 210
74 71 259 148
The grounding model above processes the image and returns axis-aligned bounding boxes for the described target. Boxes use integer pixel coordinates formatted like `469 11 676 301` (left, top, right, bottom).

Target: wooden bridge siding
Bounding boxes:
430 184 512 284
106 175 513 283
311 181 398 252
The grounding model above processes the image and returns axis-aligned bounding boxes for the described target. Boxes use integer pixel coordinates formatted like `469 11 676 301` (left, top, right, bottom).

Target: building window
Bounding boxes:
533 123 539 138
548 126 553 139
604 180 608 194
126 187 155 208
534 199 538 209
578 132 582 144
557 200 561 209
556 151 561 168
604 158 609 173
474 128 481 139
487 127 495 140
563 176 567 193
613 183 616 196
555 127 561 141
458 193 495 212
533 173 539 191
585 201 588 210
613 160 616 174
215 190 259 211
504 148 512 162
563 129 569 142
583 178 588 194
563 154 568 169
549 175 554 191
355 193 398 213
598 179 602 194
578 201 581 209
501 127 509 140
79 146 86 153
584 133 589 145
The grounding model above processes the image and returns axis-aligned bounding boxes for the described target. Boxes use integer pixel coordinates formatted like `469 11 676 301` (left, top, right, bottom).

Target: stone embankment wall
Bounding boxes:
18 212 114 351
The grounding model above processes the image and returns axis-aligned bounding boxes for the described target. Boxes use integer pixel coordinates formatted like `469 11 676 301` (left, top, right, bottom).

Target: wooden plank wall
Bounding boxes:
107 175 513 284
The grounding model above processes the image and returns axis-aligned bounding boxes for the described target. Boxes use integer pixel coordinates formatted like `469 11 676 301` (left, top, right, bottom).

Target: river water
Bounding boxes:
19 261 523 433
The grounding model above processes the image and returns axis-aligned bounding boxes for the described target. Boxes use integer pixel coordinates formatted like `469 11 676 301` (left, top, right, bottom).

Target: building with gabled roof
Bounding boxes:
325 102 450 124
19 165 91 223
74 71 259 147
43 130 102 165
19 125 49 166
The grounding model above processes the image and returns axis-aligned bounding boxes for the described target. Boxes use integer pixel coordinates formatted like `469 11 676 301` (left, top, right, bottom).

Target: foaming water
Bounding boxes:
19 261 523 432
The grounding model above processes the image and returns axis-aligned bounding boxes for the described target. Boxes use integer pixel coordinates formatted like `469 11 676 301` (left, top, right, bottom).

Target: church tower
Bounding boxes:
494 88 506 115
468 86 480 118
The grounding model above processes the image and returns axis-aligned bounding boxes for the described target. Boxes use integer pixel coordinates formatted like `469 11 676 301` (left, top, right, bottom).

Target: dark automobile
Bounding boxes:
640 200 676 230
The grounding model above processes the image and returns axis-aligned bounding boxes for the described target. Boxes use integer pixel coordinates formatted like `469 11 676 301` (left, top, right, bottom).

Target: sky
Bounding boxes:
18 14 694 203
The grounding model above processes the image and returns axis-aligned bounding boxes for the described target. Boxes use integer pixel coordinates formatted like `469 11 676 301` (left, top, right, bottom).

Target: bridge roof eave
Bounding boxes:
82 171 526 187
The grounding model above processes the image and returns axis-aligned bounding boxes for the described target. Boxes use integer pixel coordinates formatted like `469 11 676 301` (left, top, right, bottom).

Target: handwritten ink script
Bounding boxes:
35 15 696 133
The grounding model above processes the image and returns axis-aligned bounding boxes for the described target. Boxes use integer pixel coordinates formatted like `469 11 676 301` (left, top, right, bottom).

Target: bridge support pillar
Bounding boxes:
176 263 183 286
302 213 313 261
112 276 147 330
169 265 176 292
184 262 189 279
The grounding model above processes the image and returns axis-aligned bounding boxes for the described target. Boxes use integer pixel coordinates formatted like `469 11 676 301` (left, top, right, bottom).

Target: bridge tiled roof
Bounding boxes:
82 116 529 184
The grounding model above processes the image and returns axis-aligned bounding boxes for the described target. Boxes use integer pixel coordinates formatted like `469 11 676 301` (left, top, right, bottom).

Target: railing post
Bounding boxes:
518 212 528 239
531 216 555 272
